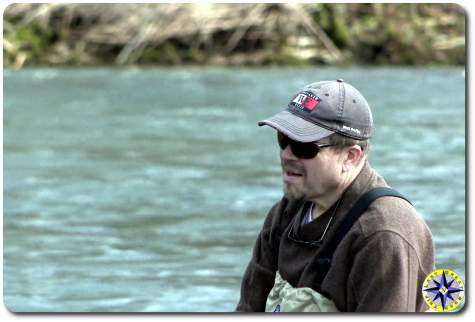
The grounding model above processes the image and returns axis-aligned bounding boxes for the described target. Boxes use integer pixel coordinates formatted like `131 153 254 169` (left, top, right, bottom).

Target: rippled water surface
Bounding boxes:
3 67 465 312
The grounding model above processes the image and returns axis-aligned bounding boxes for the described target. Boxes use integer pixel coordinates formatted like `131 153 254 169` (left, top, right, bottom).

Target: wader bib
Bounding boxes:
265 271 338 312
265 187 411 312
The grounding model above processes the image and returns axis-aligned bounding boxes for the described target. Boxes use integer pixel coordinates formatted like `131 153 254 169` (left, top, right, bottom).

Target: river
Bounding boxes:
3 66 465 312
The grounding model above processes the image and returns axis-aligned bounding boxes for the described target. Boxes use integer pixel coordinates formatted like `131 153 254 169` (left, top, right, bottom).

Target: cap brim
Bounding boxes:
258 111 334 143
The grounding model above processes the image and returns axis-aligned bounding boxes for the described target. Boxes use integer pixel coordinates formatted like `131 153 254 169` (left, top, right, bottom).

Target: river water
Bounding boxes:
3 67 465 312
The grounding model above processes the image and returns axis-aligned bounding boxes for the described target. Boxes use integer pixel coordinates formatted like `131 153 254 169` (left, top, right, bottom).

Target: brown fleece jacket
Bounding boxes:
236 162 435 312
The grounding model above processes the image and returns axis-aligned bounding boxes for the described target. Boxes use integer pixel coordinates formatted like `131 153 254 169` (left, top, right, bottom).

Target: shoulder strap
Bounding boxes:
313 187 412 296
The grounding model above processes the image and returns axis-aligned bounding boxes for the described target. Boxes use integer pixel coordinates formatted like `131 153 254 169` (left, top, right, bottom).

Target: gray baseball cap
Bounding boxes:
258 79 373 142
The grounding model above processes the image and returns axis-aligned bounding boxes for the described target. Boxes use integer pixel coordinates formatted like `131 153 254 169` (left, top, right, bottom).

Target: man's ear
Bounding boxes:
342 145 363 172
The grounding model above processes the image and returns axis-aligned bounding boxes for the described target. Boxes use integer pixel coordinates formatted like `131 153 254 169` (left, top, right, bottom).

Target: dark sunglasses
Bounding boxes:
277 132 333 159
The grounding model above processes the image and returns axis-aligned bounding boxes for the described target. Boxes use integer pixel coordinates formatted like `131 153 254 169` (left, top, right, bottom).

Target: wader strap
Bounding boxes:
313 187 412 296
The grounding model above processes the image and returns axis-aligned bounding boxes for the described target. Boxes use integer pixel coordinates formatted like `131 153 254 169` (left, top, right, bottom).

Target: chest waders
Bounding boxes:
266 187 412 312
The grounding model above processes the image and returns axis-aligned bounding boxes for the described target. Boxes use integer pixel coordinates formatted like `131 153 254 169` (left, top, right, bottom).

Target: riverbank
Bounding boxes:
3 3 465 69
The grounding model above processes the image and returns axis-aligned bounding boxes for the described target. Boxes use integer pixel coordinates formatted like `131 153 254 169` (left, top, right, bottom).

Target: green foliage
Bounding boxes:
3 3 466 67
8 22 56 63
313 4 350 49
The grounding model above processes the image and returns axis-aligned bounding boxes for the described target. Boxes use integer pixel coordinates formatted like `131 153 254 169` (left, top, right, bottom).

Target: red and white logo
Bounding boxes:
290 92 321 112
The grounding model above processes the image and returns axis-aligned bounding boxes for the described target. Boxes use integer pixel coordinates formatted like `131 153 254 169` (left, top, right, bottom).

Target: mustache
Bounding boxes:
281 160 306 174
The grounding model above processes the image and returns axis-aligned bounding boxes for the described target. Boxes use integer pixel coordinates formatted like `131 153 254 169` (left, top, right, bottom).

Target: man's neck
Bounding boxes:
311 161 365 220
311 185 348 220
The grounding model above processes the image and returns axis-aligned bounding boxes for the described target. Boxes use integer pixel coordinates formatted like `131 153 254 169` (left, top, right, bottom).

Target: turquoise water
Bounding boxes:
3 67 465 312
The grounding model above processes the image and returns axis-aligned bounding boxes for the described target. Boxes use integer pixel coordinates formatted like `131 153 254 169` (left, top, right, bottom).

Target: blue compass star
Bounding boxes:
423 270 464 310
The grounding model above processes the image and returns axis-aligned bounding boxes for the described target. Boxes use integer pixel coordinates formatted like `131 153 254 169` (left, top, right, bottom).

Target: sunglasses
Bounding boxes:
277 132 333 159
287 217 333 247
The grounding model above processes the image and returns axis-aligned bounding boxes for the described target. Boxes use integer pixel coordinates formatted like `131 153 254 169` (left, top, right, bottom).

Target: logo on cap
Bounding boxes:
289 91 321 113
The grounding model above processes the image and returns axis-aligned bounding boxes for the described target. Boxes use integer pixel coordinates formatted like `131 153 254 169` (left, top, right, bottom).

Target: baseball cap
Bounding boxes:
258 79 373 142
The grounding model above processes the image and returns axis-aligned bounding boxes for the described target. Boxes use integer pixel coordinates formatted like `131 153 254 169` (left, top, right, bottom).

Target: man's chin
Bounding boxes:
283 186 306 201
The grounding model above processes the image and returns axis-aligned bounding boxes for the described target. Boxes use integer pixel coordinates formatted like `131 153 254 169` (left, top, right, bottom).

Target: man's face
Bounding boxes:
279 134 345 201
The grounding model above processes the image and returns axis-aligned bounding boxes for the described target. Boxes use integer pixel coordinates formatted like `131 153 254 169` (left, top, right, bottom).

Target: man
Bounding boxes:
236 79 434 312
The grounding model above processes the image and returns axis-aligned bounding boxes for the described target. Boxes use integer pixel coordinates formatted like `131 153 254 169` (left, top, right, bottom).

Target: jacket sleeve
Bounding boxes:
235 200 285 312
348 231 428 312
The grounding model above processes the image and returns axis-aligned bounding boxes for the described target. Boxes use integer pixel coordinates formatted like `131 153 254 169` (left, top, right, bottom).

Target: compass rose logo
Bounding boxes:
422 269 464 312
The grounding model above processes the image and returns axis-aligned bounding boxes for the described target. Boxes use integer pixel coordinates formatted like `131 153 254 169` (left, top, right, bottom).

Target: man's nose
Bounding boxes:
280 145 298 161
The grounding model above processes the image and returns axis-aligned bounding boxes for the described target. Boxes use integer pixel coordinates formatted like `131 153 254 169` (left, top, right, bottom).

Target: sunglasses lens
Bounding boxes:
292 142 319 159
277 132 289 150
277 133 319 159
